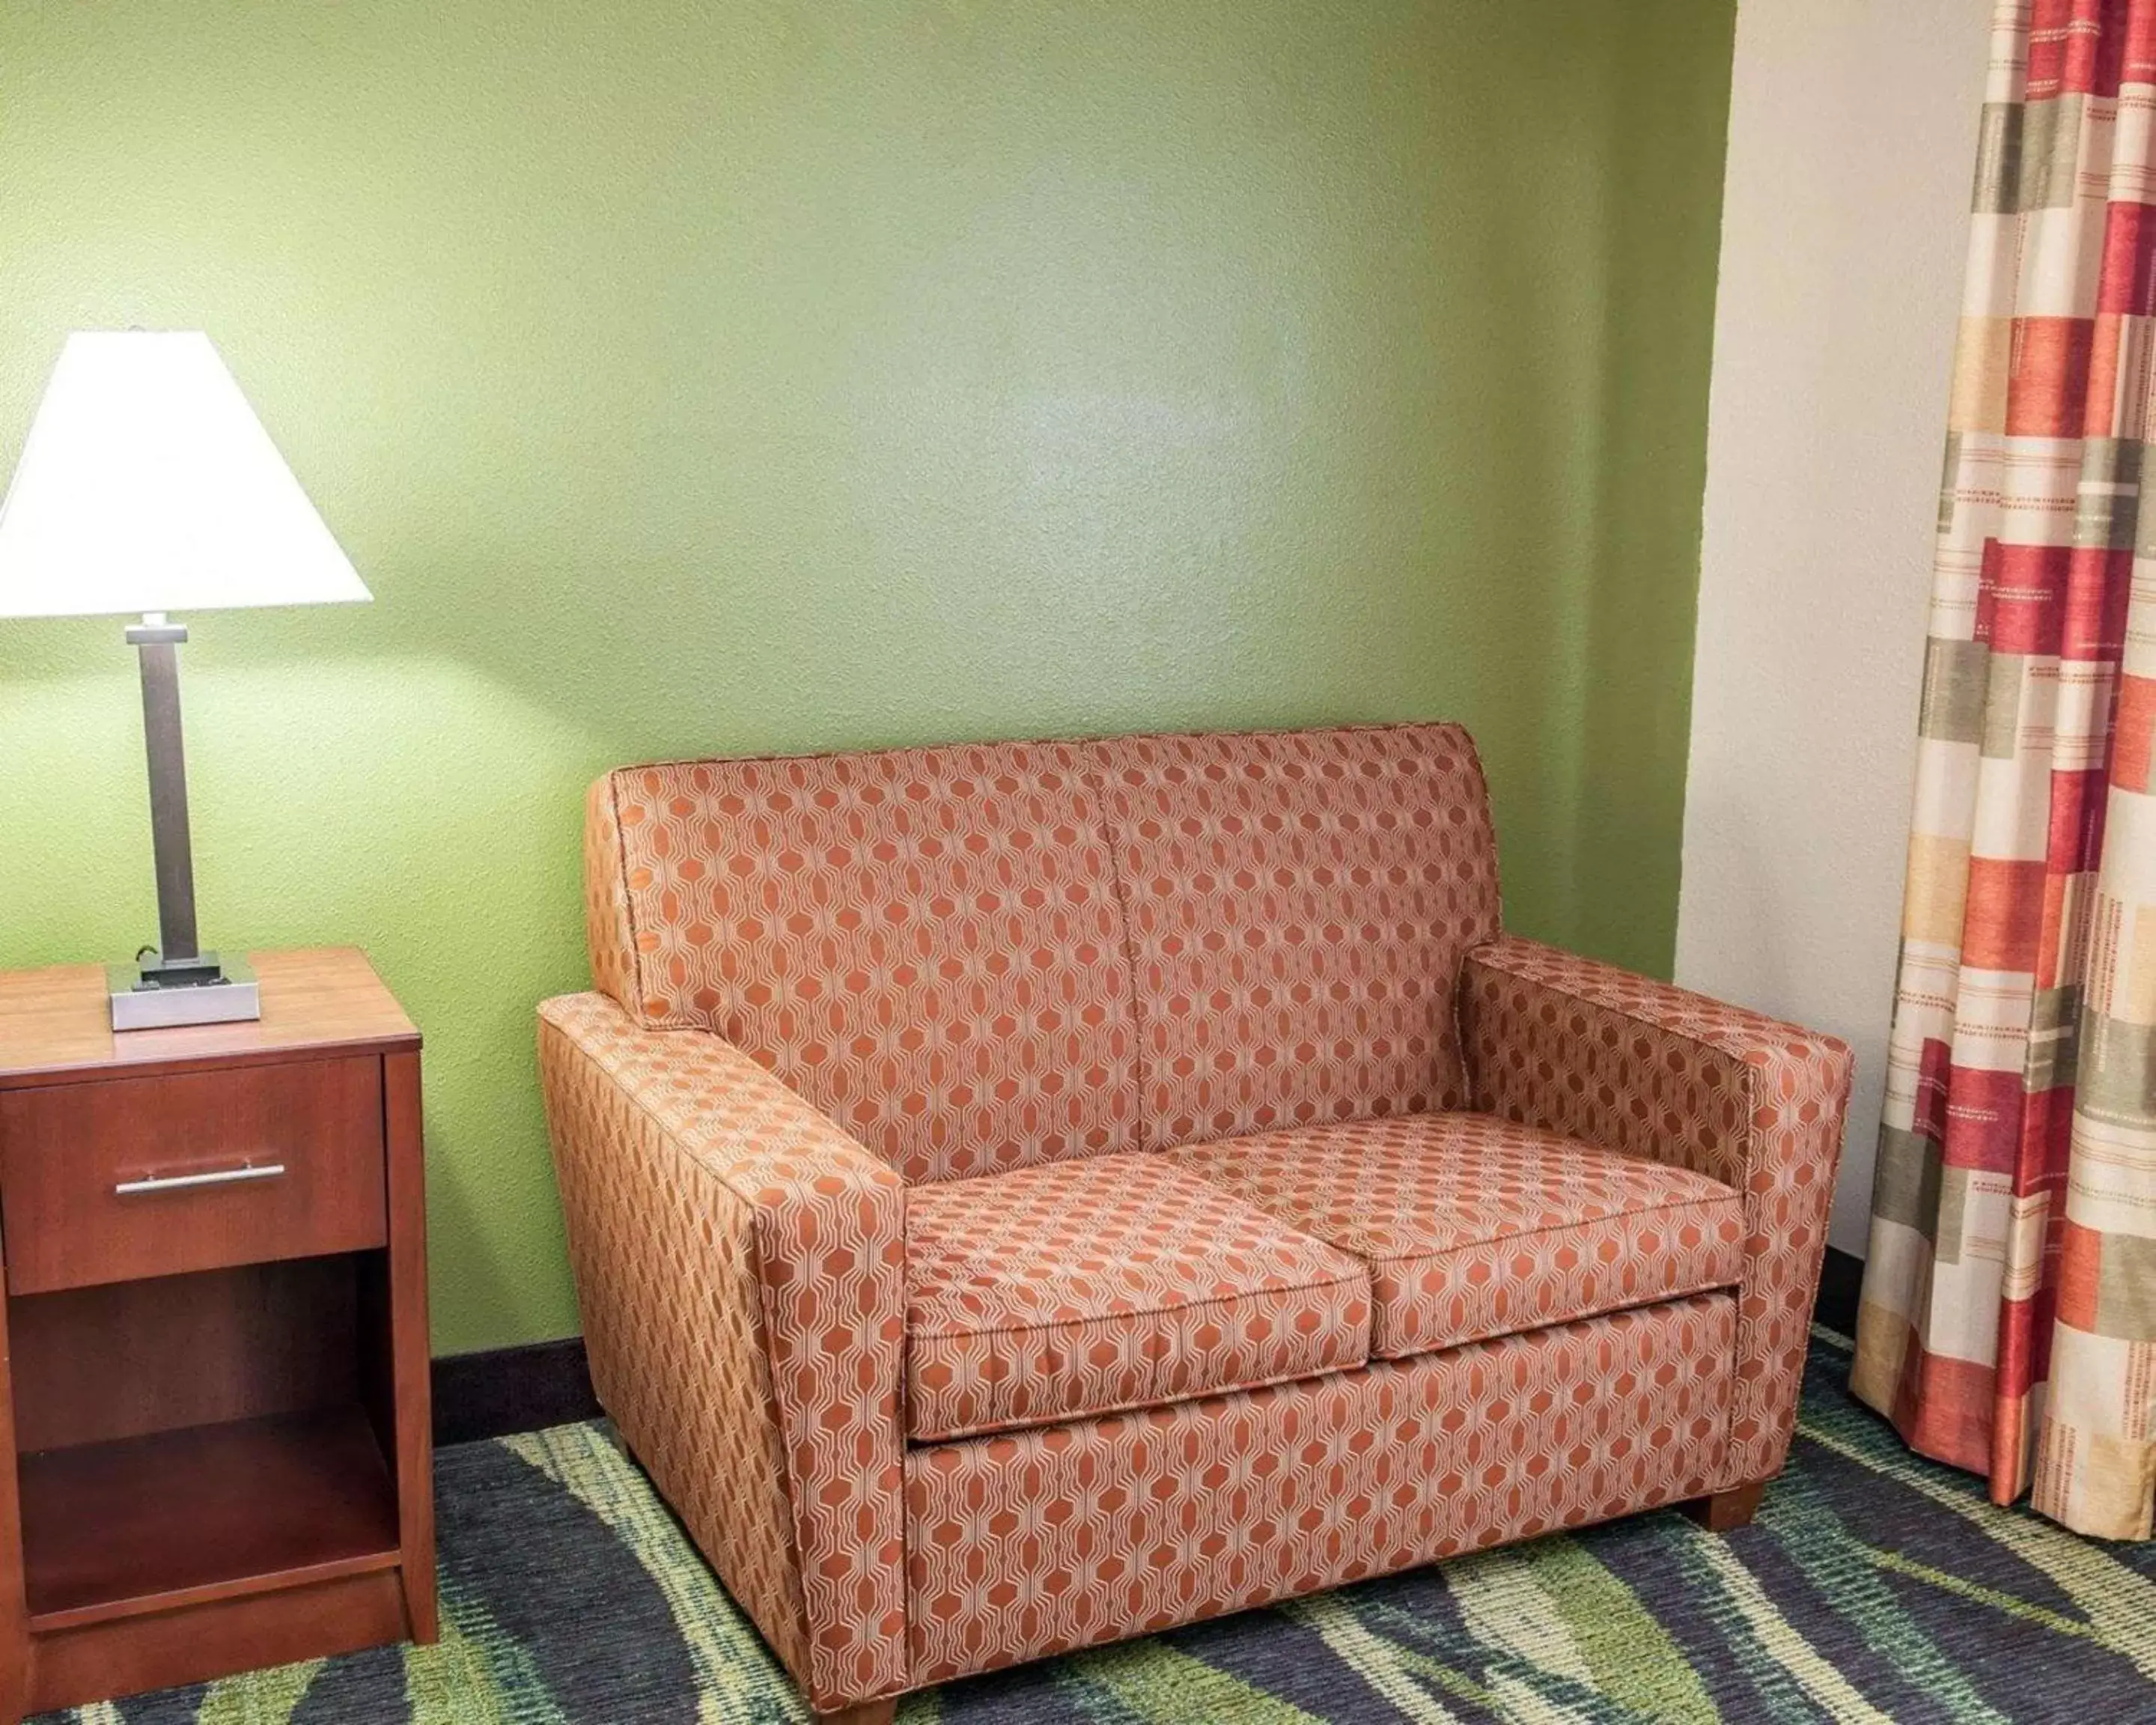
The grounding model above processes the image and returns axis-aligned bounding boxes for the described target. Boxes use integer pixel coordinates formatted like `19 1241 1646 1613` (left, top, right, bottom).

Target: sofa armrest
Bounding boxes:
1458 935 1854 1485
537 992 907 1712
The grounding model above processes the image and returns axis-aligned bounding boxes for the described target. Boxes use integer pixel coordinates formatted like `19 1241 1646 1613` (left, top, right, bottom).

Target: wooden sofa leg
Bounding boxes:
816 1703 896 1725
1681 1482 1765 1532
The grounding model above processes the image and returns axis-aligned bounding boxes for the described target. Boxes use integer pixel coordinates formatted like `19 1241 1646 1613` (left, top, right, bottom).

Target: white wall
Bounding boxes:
1675 1 1989 1256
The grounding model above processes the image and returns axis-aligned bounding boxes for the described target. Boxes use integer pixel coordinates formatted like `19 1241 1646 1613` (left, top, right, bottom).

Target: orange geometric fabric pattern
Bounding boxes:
1096 725 1502 1148
904 1152 1371 1442
536 993 910 1713
537 1005 809 1688
582 773 640 1012
590 740 1142 1183
1461 935 1853 1488
1171 1112 1746 1360
905 1293 1735 1686
552 723 1858 1715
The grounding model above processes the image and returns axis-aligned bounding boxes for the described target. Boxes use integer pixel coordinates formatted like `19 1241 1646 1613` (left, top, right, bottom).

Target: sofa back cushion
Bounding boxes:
589 739 1141 1182
587 722 1502 1177
1097 725 1502 1148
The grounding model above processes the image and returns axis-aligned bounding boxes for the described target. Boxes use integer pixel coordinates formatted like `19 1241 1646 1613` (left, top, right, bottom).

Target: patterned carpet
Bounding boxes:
39 1327 2156 1724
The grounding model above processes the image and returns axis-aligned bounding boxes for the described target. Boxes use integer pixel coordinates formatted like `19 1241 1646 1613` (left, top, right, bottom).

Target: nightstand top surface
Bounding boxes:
0 947 418 1089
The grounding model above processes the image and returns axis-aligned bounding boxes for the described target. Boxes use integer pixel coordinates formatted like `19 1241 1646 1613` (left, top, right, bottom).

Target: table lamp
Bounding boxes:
0 331 370 1029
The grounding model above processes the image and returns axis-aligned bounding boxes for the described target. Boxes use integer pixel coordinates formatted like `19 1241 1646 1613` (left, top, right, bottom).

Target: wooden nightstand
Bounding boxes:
0 947 435 1719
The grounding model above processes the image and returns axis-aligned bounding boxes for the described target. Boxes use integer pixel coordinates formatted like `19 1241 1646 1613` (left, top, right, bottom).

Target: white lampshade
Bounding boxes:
0 331 370 619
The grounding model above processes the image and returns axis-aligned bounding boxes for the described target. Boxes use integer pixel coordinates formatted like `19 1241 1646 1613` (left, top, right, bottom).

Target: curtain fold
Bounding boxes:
1855 0 2156 1540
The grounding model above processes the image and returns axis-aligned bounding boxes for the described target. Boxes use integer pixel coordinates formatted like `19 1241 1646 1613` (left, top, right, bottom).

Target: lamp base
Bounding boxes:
108 955 260 1030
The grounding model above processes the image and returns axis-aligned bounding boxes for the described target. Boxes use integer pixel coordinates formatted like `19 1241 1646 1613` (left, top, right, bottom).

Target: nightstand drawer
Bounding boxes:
0 1058 388 1294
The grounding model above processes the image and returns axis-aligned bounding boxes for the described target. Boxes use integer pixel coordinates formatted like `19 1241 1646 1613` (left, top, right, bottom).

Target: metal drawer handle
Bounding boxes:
114 1161 287 1196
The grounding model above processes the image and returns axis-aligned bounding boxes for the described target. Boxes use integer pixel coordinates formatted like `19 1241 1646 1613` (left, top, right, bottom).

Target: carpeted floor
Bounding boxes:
37 1327 2156 1723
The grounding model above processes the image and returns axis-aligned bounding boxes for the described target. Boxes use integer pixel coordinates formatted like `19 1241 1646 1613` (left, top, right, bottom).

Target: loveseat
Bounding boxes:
538 722 1852 1723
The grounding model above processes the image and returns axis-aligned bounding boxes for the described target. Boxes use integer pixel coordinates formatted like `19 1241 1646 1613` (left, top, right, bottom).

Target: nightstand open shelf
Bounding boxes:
21 1405 400 1632
0 949 435 1721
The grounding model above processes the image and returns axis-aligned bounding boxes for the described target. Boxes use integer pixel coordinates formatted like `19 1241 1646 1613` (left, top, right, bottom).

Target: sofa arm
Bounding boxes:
537 992 907 1712
1458 935 1854 1486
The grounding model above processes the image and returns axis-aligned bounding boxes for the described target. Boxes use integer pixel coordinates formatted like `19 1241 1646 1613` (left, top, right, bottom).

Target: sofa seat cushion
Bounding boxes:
1170 1113 1745 1360
904 1152 1371 1443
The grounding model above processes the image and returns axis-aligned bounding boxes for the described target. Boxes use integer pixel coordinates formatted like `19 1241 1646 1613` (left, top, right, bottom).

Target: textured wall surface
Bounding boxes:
0 0 1735 1351
1675 0 1987 1256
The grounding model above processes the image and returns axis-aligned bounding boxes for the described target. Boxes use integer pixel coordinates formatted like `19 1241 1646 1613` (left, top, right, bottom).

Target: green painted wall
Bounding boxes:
0 1 1735 1353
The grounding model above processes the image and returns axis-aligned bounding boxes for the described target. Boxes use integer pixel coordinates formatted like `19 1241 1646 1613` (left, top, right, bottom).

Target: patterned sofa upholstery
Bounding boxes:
538 722 1853 1721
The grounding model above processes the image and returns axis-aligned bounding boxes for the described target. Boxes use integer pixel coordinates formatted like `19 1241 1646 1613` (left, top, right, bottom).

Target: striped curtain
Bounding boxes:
1854 0 2156 1540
